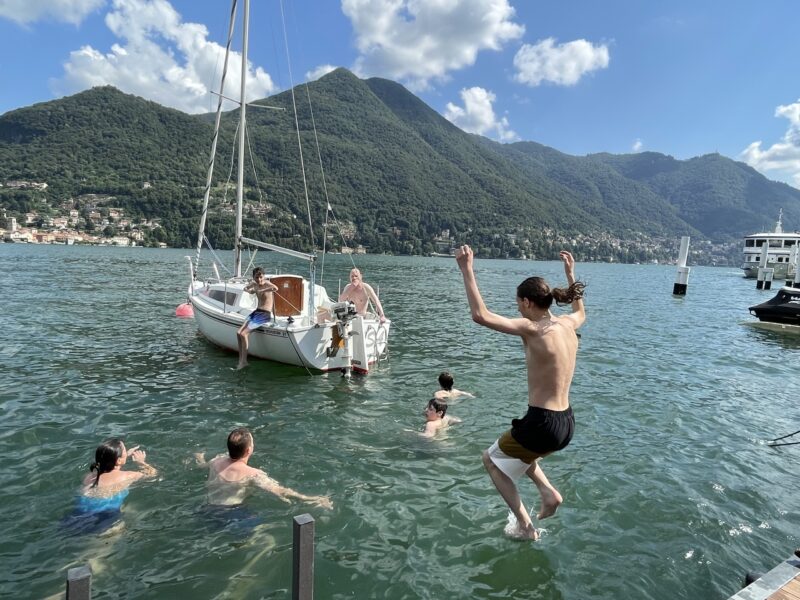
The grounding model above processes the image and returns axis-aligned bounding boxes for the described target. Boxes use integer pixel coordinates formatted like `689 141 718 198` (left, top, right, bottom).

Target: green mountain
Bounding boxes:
1 68 798 260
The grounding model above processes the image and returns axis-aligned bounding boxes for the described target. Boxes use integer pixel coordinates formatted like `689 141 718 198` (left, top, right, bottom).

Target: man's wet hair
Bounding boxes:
90 438 125 488
227 427 254 459
517 277 586 310
427 397 448 417
252 267 264 279
438 371 454 391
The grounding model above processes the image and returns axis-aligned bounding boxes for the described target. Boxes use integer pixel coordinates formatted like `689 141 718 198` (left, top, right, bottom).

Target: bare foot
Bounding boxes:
508 521 539 541
537 486 563 520
236 362 248 370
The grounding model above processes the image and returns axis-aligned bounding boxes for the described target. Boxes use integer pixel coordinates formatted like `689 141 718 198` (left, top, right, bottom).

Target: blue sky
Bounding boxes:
1 0 800 188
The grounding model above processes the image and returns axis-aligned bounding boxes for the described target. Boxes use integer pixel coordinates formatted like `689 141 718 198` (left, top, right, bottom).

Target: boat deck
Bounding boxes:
728 554 800 600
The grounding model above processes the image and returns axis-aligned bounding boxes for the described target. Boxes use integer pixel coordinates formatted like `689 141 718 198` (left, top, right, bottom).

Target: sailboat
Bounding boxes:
185 0 389 376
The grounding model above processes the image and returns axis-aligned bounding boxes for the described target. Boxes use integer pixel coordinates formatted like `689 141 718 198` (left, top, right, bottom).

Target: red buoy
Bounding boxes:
175 302 194 318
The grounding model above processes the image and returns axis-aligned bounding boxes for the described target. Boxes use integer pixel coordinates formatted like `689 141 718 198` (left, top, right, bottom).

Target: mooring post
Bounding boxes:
292 513 315 600
66 565 92 600
756 244 773 290
792 246 800 289
673 236 690 295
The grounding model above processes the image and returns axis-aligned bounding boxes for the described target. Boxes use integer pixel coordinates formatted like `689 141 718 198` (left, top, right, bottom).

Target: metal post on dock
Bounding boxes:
792 245 800 289
292 514 315 600
673 236 690 295
66 565 92 600
756 244 773 290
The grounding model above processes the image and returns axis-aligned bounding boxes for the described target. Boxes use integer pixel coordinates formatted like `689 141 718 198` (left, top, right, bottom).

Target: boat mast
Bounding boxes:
234 0 250 277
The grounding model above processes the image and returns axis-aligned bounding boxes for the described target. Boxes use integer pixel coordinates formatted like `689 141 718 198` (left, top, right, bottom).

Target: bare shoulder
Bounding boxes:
555 314 582 331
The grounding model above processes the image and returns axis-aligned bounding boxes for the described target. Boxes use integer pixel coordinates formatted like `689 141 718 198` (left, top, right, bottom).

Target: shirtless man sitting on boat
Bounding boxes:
338 268 386 322
195 427 332 509
237 267 278 369
456 245 585 540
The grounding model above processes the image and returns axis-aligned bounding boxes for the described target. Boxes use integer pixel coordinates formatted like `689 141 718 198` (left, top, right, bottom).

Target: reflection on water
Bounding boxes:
1 245 799 599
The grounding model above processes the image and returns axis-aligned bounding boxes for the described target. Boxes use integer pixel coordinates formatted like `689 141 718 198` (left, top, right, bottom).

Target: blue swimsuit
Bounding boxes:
62 490 129 535
75 489 129 513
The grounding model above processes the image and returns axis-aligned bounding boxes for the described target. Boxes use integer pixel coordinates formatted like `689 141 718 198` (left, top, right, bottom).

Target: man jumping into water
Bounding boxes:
456 245 585 540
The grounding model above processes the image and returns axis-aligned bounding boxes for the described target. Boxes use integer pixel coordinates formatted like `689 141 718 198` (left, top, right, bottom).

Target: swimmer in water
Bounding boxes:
421 397 461 438
68 438 157 534
195 427 332 509
433 371 474 401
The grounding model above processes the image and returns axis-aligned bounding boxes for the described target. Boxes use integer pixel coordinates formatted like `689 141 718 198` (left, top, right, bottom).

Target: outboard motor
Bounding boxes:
330 301 357 322
329 301 358 378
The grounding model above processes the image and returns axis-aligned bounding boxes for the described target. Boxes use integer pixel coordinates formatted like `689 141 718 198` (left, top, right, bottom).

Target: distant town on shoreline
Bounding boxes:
0 179 740 266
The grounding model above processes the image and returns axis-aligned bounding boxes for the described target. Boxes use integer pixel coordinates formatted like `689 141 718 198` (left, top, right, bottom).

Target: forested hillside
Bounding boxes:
1 68 799 261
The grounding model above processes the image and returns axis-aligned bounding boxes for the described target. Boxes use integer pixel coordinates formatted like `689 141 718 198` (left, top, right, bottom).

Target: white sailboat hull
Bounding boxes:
190 281 389 373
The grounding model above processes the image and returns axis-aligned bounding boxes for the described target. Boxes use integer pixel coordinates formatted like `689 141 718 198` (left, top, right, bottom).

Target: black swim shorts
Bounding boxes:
509 405 574 455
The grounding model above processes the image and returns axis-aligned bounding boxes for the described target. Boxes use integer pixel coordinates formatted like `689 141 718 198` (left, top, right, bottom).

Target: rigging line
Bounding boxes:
278 0 315 249
767 440 800 447
303 80 332 278
203 235 233 275
770 428 800 443
245 127 267 204
244 247 258 275
194 0 239 276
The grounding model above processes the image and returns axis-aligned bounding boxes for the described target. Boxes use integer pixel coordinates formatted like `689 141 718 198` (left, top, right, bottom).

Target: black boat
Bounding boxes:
749 285 800 325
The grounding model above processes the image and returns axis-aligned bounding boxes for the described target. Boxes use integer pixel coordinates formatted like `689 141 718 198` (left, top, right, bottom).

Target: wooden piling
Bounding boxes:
66 565 92 600
292 513 315 600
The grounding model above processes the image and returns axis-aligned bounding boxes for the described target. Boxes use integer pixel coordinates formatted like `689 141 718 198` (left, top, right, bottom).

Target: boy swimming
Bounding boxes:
421 397 461 438
433 371 474 401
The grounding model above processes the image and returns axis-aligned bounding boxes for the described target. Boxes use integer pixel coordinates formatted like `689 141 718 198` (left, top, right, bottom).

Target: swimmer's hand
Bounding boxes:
194 452 207 466
310 495 333 510
130 448 147 463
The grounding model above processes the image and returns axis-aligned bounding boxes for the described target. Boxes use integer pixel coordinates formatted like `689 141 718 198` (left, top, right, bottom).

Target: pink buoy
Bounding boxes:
175 302 194 318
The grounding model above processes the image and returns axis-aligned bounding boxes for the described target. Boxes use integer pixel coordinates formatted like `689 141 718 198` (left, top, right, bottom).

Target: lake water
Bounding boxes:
1 244 798 599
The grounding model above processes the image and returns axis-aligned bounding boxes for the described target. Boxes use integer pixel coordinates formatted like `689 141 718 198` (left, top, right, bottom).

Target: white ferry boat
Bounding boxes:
740 210 800 279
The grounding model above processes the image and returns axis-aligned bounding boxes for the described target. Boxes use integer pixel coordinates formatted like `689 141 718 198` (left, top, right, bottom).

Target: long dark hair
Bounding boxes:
90 438 124 488
517 277 585 309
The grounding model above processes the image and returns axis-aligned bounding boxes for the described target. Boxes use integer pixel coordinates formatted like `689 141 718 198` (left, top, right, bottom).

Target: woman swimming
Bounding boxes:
65 438 157 534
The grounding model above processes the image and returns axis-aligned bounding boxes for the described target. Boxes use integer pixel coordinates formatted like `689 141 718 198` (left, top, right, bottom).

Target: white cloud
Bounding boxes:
740 100 800 188
306 64 337 81
342 0 523 90
632 139 643 152
0 0 104 25
444 86 517 142
513 37 609 87
51 0 275 114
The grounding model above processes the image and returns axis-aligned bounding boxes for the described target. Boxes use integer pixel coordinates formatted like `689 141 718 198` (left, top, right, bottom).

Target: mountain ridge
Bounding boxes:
1 68 798 260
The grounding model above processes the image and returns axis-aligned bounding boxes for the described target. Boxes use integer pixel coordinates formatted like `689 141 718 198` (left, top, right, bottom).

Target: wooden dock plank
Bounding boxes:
769 575 800 600
729 557 800 600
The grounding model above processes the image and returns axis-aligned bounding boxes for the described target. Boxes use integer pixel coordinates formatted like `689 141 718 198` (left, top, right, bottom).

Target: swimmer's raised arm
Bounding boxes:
129 448 157 479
